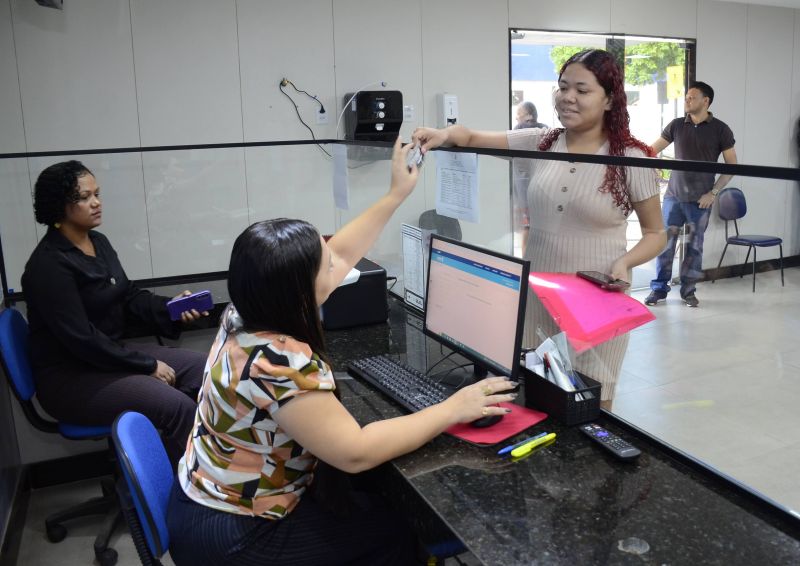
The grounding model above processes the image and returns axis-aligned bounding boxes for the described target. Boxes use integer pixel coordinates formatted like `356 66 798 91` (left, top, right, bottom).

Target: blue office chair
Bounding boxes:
0 307 120 566
711 187 784 292
111 410 468 566
112 411 173 566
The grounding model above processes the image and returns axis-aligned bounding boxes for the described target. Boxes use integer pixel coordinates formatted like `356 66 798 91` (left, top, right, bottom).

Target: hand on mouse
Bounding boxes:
444 376 517 424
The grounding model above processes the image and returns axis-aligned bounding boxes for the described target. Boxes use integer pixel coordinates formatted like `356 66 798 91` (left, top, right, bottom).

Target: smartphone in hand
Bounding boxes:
576 271 630 292
166 290 213 320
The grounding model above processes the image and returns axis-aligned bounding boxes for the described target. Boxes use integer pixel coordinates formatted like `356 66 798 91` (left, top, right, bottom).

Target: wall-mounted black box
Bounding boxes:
343 90 403 141
321 258 388 330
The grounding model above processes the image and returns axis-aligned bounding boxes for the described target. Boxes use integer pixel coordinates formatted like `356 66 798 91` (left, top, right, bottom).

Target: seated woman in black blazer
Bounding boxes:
21 160 207 464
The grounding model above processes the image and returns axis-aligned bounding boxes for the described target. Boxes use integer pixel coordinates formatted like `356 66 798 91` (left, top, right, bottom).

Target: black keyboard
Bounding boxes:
347 355 449 413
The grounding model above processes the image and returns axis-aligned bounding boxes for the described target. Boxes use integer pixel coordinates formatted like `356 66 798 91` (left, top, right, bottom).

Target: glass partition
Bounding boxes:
2 139 798 519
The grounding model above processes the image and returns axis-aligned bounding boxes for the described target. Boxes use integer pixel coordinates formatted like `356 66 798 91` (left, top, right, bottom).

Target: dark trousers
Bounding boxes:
167 481 426 566
35 342 205 464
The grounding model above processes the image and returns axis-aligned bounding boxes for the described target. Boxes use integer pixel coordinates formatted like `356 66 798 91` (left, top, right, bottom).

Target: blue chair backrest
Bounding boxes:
112 411 174 559
718 187 747 221
0 308 36 402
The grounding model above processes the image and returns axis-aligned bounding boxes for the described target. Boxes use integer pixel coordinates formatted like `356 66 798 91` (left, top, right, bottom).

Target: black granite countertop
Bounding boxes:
325 296 800 566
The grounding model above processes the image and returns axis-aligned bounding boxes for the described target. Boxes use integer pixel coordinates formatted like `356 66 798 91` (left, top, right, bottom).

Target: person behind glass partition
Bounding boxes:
412 49 666 405
515 100 548 130
646 81 737 308
21 160 208 465
167 138 516 566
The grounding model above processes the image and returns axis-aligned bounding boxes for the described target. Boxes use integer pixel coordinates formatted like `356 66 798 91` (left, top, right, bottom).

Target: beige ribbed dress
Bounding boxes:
507 128 659 400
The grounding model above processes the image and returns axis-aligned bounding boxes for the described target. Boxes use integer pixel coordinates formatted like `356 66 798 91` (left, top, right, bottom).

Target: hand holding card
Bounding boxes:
406 144 423 171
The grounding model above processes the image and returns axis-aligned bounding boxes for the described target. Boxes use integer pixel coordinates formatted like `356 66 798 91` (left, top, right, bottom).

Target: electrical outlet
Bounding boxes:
316 109 329 125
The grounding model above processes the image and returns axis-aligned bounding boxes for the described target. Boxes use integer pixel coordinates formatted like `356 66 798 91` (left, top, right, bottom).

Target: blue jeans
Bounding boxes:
650 196 710 297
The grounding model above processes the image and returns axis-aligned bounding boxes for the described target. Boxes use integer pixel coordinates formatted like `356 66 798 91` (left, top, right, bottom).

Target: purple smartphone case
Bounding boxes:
166 290 213 320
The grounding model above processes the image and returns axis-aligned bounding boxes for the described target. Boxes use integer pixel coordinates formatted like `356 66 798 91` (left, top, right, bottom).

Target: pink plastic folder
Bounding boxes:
528 272 655 353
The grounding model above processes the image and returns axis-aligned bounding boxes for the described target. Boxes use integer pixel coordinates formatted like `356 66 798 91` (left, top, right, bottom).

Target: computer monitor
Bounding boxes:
423 234 530 383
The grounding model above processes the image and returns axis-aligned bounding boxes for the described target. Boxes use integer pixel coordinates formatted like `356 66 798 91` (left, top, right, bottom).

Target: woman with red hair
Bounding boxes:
413 49 665 405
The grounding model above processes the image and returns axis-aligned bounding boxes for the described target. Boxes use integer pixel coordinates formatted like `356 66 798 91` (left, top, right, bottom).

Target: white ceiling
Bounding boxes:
718 0 800 8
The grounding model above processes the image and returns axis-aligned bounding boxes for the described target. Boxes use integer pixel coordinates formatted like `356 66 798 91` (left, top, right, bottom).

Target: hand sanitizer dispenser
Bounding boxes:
437 93 459 128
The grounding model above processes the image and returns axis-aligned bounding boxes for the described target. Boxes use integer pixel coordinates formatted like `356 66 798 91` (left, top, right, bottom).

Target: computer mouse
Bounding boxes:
470 414 504 428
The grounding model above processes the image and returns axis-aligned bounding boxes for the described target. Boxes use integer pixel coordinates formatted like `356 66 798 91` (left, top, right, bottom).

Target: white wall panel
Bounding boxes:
0 159 36 292
793 10 800 168
23 153 153 279
744 5 794 168
237 0 336 142
788 10 800 256
422 0 511 252
333 0 423 141
11 0 140 152
741 5 795 260
0 2 34 293
509 0 611 32
332 0 427 275
130 0 243 146
611 0 698 38
696 0 749 266
244 145 336 234
235 1 338 238
0 0 24 154
143 149 249 277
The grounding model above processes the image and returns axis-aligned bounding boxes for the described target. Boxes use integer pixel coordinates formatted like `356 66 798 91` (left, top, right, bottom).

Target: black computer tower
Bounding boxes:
321 258 388 330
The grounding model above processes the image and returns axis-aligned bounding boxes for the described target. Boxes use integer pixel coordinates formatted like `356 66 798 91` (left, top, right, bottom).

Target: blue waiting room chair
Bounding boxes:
112 411 173 566
711 187 784 292
0 307 121 566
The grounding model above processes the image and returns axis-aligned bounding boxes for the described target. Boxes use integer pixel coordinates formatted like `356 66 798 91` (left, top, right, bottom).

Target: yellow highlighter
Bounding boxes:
510 432 557 458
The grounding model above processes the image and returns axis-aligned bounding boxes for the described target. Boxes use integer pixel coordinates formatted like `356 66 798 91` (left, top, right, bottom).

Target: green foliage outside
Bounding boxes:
625 43 685 86
548 43 685 86
549 46 586 75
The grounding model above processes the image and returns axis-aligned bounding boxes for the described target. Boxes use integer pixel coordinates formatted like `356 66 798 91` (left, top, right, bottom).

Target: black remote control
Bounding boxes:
579 423 641 460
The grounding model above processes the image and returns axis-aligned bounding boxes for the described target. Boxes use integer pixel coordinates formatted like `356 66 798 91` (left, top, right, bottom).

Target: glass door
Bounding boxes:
510 31 695 288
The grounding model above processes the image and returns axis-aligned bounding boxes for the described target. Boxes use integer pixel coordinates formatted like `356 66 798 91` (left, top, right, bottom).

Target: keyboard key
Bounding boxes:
347 355 448 413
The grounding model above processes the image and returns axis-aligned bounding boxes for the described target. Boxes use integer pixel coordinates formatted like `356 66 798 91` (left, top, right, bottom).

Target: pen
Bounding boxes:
543 353 552 382
497 431 548 456
510 432 557 458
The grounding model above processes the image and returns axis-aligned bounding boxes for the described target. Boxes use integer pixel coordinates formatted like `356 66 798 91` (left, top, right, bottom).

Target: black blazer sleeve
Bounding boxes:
24 252 158 374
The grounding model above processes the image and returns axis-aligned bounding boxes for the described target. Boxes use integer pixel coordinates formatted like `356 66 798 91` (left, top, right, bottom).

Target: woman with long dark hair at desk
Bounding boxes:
167 138 516 565
413 49 666 405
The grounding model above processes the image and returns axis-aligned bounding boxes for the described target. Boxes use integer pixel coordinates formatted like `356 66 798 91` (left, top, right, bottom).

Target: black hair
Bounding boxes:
520 101 538 122
227 218 327 358
33 160 94 226
689 81 714 106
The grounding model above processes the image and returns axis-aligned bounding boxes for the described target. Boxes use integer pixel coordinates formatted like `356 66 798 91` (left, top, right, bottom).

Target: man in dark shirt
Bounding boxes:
645 81 737 308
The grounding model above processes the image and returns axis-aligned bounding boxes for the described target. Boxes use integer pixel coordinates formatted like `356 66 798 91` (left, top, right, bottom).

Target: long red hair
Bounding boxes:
538 49 654 215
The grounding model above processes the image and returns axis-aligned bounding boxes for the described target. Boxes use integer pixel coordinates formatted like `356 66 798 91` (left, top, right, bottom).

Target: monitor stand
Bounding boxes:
435 361 489 392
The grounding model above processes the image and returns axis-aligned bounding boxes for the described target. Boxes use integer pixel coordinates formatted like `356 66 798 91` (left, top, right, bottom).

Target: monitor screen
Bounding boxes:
423 235 530 381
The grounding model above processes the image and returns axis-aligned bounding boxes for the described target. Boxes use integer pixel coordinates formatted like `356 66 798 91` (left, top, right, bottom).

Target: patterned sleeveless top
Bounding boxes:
178 307 335 519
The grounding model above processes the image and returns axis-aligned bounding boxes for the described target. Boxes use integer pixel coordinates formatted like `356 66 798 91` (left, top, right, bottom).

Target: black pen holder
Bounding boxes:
521 366 601 426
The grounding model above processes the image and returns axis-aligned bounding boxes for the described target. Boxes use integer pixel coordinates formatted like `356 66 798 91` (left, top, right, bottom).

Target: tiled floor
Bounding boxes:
618 269 800 512
10 268 800 564
11 479 174 566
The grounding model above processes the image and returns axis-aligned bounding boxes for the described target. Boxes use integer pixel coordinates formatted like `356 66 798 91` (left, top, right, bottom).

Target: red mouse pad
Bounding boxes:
445 403 548 445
